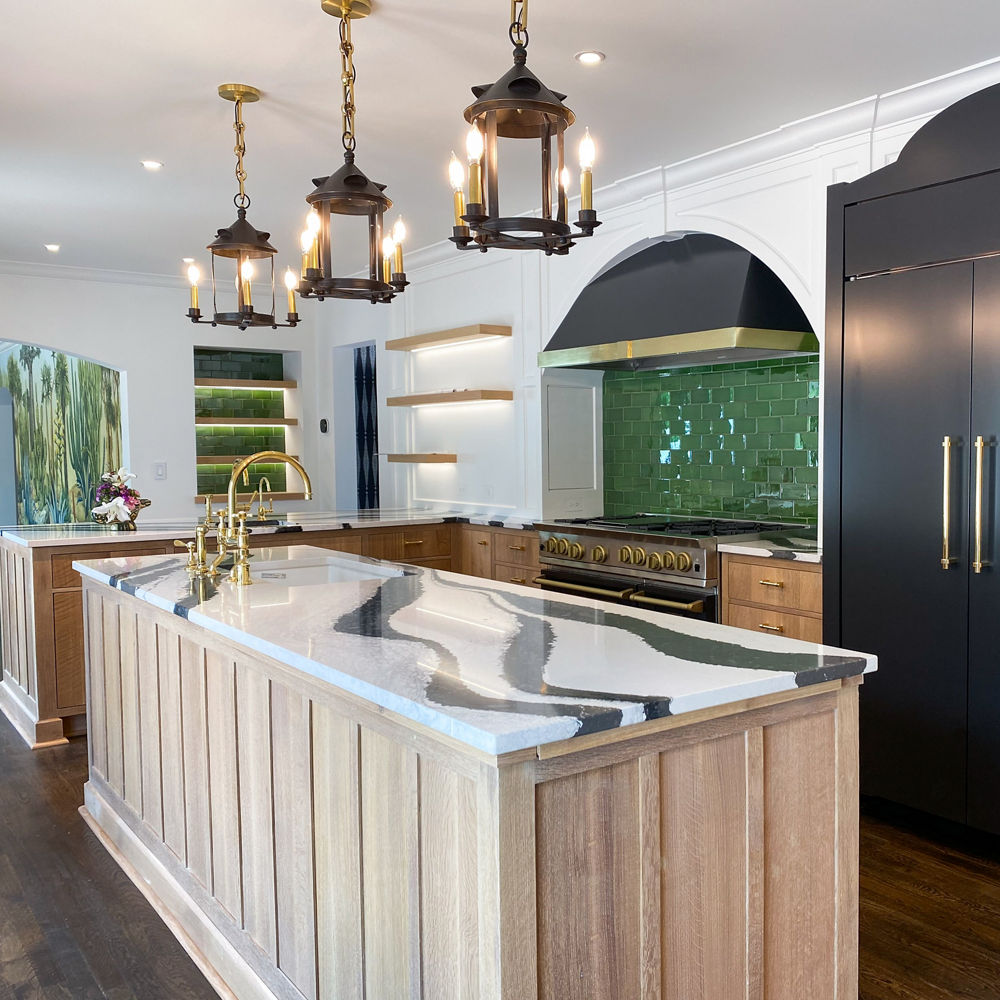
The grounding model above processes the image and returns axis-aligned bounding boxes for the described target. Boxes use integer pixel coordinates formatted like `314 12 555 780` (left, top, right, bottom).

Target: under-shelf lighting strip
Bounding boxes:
409 336 507 352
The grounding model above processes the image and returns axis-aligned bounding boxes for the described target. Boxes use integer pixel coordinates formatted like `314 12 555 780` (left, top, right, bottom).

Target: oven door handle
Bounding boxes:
532 577 635 600
629 591 705 614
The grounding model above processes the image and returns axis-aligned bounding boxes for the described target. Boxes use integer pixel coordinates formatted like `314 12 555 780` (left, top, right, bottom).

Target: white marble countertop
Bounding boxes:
717 535 822 563
74 544 872 756
0 509 538 548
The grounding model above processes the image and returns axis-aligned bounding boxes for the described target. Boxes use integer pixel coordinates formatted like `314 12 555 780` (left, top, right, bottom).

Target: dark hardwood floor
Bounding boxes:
0 713 215 1000
2 705 1000 1000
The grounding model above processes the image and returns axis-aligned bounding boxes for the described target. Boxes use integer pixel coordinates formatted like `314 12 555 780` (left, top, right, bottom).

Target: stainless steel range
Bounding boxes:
533 514 803 622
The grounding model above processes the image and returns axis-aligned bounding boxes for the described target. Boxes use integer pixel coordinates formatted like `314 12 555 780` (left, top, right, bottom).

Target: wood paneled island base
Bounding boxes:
79 574 860 1000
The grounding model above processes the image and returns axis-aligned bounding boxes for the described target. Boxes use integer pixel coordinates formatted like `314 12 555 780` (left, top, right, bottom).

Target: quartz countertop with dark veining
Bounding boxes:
0 508 537 548
717 534 822 563
73 545 871 755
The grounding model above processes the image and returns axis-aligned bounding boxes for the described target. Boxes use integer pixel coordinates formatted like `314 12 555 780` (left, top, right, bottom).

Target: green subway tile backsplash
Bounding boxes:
194 349 284 381
602 357 820 524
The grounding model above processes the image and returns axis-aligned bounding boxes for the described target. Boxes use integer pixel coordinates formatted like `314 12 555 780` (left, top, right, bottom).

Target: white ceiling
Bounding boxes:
4 0 1000 279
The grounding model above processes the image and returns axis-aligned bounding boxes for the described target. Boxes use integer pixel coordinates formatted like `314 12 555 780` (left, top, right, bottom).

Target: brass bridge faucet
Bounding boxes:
227 451 312 538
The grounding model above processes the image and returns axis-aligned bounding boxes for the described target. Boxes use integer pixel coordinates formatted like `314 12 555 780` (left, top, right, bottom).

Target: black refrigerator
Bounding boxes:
825 82 1000 834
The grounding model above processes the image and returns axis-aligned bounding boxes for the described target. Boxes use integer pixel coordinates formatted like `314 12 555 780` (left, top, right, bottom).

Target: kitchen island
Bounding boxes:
75 544 873 1000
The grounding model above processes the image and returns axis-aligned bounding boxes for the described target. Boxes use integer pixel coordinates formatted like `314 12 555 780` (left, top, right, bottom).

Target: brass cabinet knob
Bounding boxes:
619 545 633 564
557 538 570 555
592 545 608 563
632 546 647 564
569 542 585 559
662 550 676 569
675 551 693 572
646 552 663 570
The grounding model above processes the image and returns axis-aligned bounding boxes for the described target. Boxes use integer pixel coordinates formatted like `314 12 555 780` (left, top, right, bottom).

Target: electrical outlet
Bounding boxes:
153 461 167 481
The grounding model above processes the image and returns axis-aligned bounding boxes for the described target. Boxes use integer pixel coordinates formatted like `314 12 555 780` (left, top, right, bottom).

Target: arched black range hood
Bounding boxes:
538 234 818 370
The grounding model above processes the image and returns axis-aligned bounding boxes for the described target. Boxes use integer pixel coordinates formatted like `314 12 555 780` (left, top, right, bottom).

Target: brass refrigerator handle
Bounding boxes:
629 592 705 614
942 436 956 570
974 435 989 574
532 577 634 600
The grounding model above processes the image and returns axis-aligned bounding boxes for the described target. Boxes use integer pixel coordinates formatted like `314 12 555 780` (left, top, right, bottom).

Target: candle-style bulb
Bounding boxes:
300 229 313 253
579 126 596 171
186 264 200 286
283 268 297 291
392 216 406 245
381 236 395 283
466 123 484 164
240 259 255 282
560 167 572 194
306 210 321 234
449 152 465 192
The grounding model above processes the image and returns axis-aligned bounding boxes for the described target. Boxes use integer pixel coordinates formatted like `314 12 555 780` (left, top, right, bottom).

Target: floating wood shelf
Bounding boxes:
194 378 297 389
386 324 512 353
386 390 513 407
386 453 457 464
196 454 300 466
194 492 306 504
195 416 299 426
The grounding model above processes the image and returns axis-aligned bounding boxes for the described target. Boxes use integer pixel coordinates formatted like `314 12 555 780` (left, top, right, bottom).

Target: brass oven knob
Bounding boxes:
646 552 663 570
569 542 585 560
557 538 570 555
546 537 560 553
619 545 633 564
675 551 693 572
592 545 608 563
632 547 647 564
662 550 676 569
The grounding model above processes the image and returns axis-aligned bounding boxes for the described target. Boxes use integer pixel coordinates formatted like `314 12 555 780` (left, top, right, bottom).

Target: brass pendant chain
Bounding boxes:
340 8 358 152
233 97 249 208
509 0 528 47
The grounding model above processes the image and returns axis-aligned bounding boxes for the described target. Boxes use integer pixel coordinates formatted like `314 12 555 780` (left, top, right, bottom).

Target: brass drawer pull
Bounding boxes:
629 592 705 614
942 435 956 569
508 544 526 552
532 577 634 599
511 577 527 584
759 623 784 633
758 579 784 588
477 539 490 546
403 539 424 546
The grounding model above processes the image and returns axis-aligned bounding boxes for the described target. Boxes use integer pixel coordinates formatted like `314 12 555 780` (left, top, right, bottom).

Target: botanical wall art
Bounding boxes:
0 342 123 524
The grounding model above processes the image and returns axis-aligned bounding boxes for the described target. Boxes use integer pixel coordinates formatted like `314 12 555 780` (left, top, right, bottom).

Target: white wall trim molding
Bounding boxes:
0 258 184 289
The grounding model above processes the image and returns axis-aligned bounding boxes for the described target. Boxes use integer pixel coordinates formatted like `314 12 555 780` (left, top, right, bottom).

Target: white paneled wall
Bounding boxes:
5 57 1000 521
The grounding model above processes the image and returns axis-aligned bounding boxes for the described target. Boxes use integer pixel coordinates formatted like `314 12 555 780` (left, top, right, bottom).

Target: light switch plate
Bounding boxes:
153 461 167 481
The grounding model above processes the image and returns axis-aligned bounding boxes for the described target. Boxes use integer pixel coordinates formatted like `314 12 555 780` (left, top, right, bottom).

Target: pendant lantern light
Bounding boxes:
449 0 600 255
186 84 300 330
299 0 408 305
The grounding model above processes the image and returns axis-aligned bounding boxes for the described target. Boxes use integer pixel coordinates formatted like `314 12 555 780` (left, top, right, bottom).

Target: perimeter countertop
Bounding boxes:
0 509 538 548
74 544 871 755
717 535 822 563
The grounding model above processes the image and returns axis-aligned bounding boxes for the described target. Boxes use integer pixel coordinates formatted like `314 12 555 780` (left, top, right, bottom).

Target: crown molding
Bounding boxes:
0 258 184 289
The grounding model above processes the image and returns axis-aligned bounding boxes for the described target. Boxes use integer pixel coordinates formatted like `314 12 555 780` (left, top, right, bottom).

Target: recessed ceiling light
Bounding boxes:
141 160 163 171
44 244 60 253
574 50 605 66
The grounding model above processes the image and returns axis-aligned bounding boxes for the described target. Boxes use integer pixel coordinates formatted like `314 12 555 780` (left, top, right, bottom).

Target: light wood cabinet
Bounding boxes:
459 526 494 578
722 553 822 642
459 525 541 588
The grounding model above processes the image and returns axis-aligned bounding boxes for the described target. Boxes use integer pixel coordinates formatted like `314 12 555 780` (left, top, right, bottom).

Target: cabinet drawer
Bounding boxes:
402 555 453 572
308 532 364 555
725 558 822 614
399 524 452 560
493 562 538 588
493 530 541 568
364 531 402 561
461 528 493 578
725 604 822 643
52 546 169 589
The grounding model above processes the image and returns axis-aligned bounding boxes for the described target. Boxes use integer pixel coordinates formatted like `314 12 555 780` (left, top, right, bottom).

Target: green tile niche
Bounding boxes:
194 349 288 495
602 356 820 524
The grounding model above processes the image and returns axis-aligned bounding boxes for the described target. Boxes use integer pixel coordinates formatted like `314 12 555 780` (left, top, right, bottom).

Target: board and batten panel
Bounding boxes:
360 726 421 999
180 638 212 890
540 370 604 519
117 605 142 812
205 650 242 924
86 589 107 777
54 591 87 709
136 616 163 839
157 625 186 865
236 662 277 962
535 758 642 1000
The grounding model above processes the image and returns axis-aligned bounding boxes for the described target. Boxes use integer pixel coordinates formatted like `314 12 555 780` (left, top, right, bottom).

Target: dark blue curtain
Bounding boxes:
354 345 379 510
